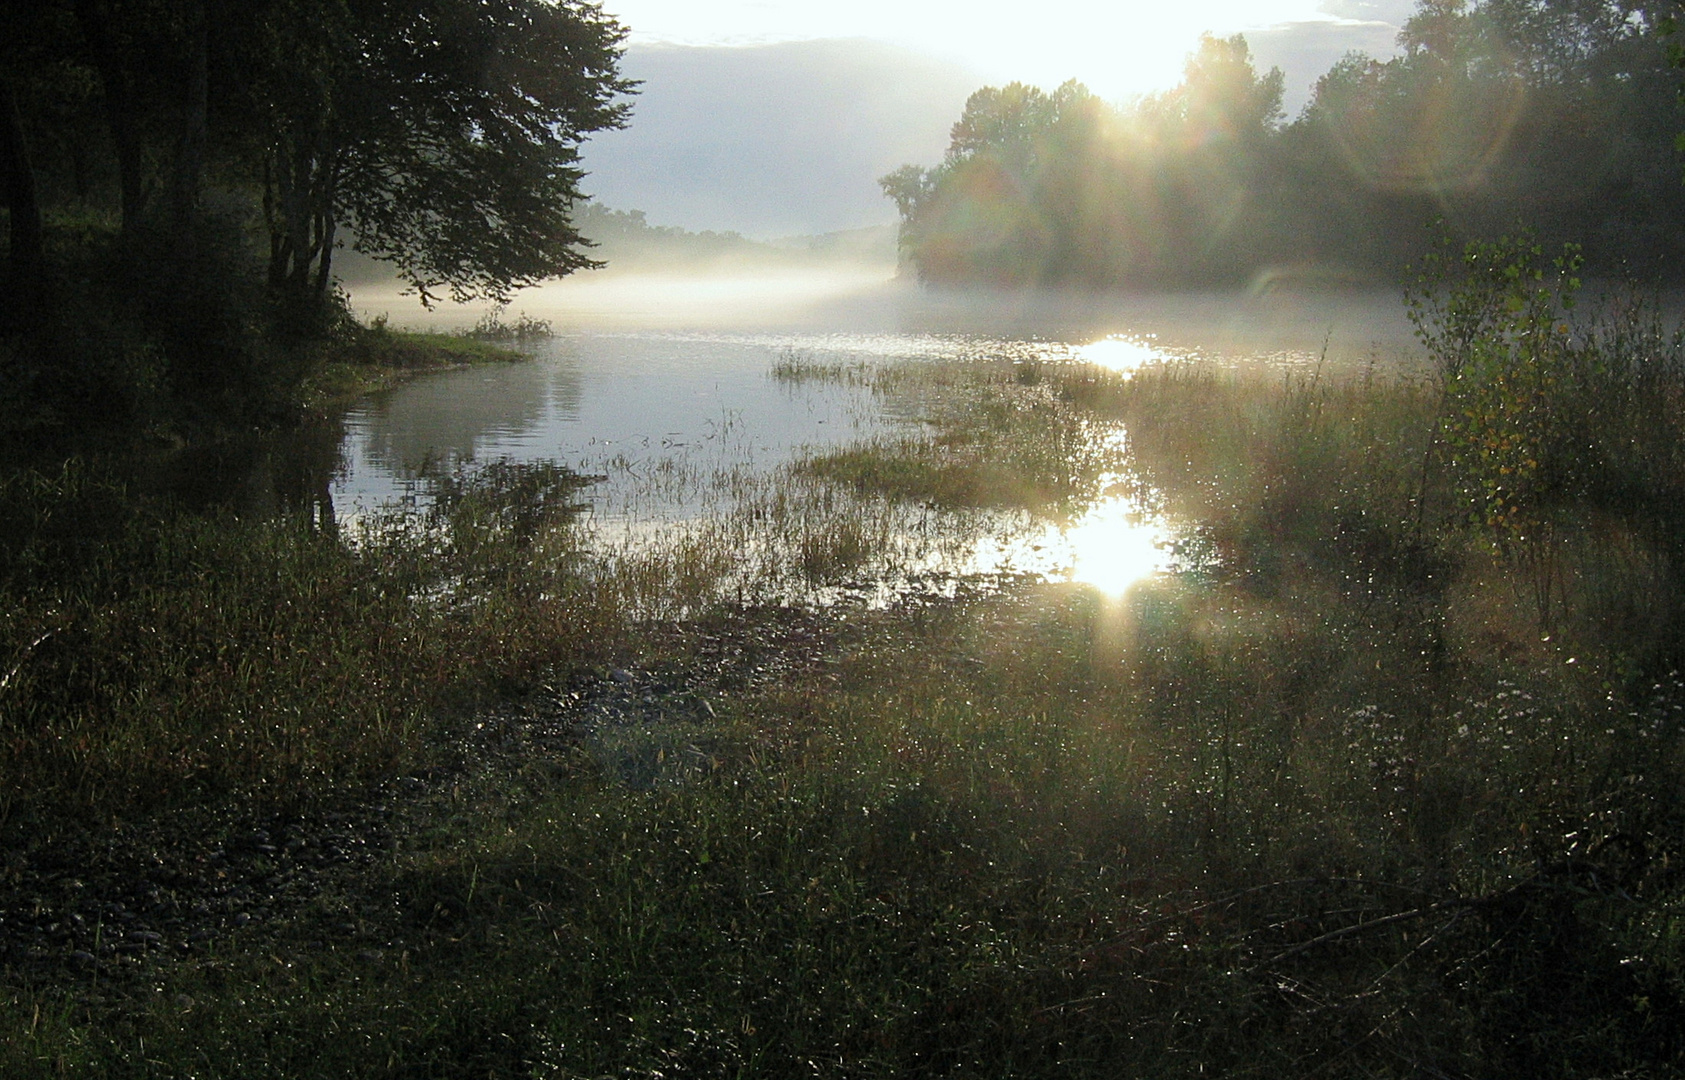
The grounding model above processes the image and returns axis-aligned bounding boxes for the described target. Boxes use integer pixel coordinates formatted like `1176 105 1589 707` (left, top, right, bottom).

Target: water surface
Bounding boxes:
333 276 1419 603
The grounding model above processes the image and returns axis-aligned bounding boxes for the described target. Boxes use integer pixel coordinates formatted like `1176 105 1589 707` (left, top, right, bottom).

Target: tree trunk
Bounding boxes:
314 209 336 298
73 0 146 232
0 76 46 331
170 0 208 227
266 136 343 331
312 156 341 299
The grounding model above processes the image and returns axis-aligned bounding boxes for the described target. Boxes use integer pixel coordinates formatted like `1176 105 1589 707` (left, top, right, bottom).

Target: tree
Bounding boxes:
253 0 633 314
1 0 91 330
0 74 47 330
1152 34 1285 146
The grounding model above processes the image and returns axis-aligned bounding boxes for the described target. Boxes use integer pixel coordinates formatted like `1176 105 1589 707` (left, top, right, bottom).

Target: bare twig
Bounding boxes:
1262 902 1457 968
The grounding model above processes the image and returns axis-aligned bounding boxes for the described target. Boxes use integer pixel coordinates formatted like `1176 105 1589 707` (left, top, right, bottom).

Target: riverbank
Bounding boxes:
4 251 1685 1075
296 318 536 416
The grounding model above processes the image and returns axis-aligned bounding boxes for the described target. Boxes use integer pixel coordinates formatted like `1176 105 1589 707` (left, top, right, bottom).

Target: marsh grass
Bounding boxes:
0 457 621 821
8 261 1685 1075
7 580 1681 1077
796 358 1128 515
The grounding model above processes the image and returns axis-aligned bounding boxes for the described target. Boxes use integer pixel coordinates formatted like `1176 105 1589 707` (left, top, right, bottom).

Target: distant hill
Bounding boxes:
577 39 982 238
334 204 898 286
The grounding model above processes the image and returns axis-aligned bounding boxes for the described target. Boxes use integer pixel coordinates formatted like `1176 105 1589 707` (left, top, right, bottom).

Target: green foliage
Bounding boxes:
0 0 631 435
1412 236 1584 540
0 207 293 436
887 5 1685 287
311 0 634 306
1410 234 1685 632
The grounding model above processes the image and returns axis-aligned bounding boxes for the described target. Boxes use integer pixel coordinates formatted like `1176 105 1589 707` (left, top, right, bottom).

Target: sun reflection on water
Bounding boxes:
1062 499 1171 595
1073 335 1163 375
968 490 1177 599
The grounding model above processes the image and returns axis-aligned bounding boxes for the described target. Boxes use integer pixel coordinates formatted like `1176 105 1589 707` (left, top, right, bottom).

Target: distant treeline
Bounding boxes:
574 204 898 271
574 204 773 266
883 0 1685 288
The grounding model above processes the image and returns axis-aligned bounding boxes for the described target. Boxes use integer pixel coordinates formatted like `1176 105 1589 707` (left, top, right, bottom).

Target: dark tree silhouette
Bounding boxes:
886 5 1685 288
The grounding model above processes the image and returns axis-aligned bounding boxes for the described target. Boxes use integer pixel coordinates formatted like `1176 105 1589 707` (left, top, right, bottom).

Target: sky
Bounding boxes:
597 0 1419 102
577 1 1421 237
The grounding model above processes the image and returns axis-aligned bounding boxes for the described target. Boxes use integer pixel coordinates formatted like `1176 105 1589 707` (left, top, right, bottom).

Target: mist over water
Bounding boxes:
351 266 1417 362
334 270 1420 603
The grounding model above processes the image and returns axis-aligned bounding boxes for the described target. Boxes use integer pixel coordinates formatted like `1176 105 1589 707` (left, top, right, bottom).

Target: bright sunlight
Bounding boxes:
1075 335 1165 375
605 0 1357 99
1063 498 1171 594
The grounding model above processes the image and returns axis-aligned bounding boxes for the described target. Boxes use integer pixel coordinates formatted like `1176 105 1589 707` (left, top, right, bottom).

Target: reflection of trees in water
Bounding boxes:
358 352 583 477
139 417 347 530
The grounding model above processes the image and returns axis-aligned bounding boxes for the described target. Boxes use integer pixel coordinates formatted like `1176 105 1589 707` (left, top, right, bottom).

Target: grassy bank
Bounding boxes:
297 315 540 414
5 577 1681 1076
0 456 618 822
4 245 1685 1076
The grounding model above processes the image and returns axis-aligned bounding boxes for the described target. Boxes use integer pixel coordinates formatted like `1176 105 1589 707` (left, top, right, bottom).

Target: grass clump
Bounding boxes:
462 307 555 343
800 360 1124 515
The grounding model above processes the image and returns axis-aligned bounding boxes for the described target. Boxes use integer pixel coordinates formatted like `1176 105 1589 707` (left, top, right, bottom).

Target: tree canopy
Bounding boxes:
886 2 1685 288
1 0 633 323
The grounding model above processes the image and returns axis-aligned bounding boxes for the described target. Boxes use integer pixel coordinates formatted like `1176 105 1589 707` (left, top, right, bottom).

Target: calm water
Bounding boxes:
326 275 1419 601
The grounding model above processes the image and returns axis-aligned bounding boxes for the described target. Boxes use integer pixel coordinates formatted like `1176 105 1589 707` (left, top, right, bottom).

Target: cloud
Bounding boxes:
1316 0 1417 22
1247 17 1407 113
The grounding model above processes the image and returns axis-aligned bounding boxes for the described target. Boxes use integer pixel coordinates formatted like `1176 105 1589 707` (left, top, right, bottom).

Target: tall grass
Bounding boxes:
0 457 620 821
8 580 1681 1077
